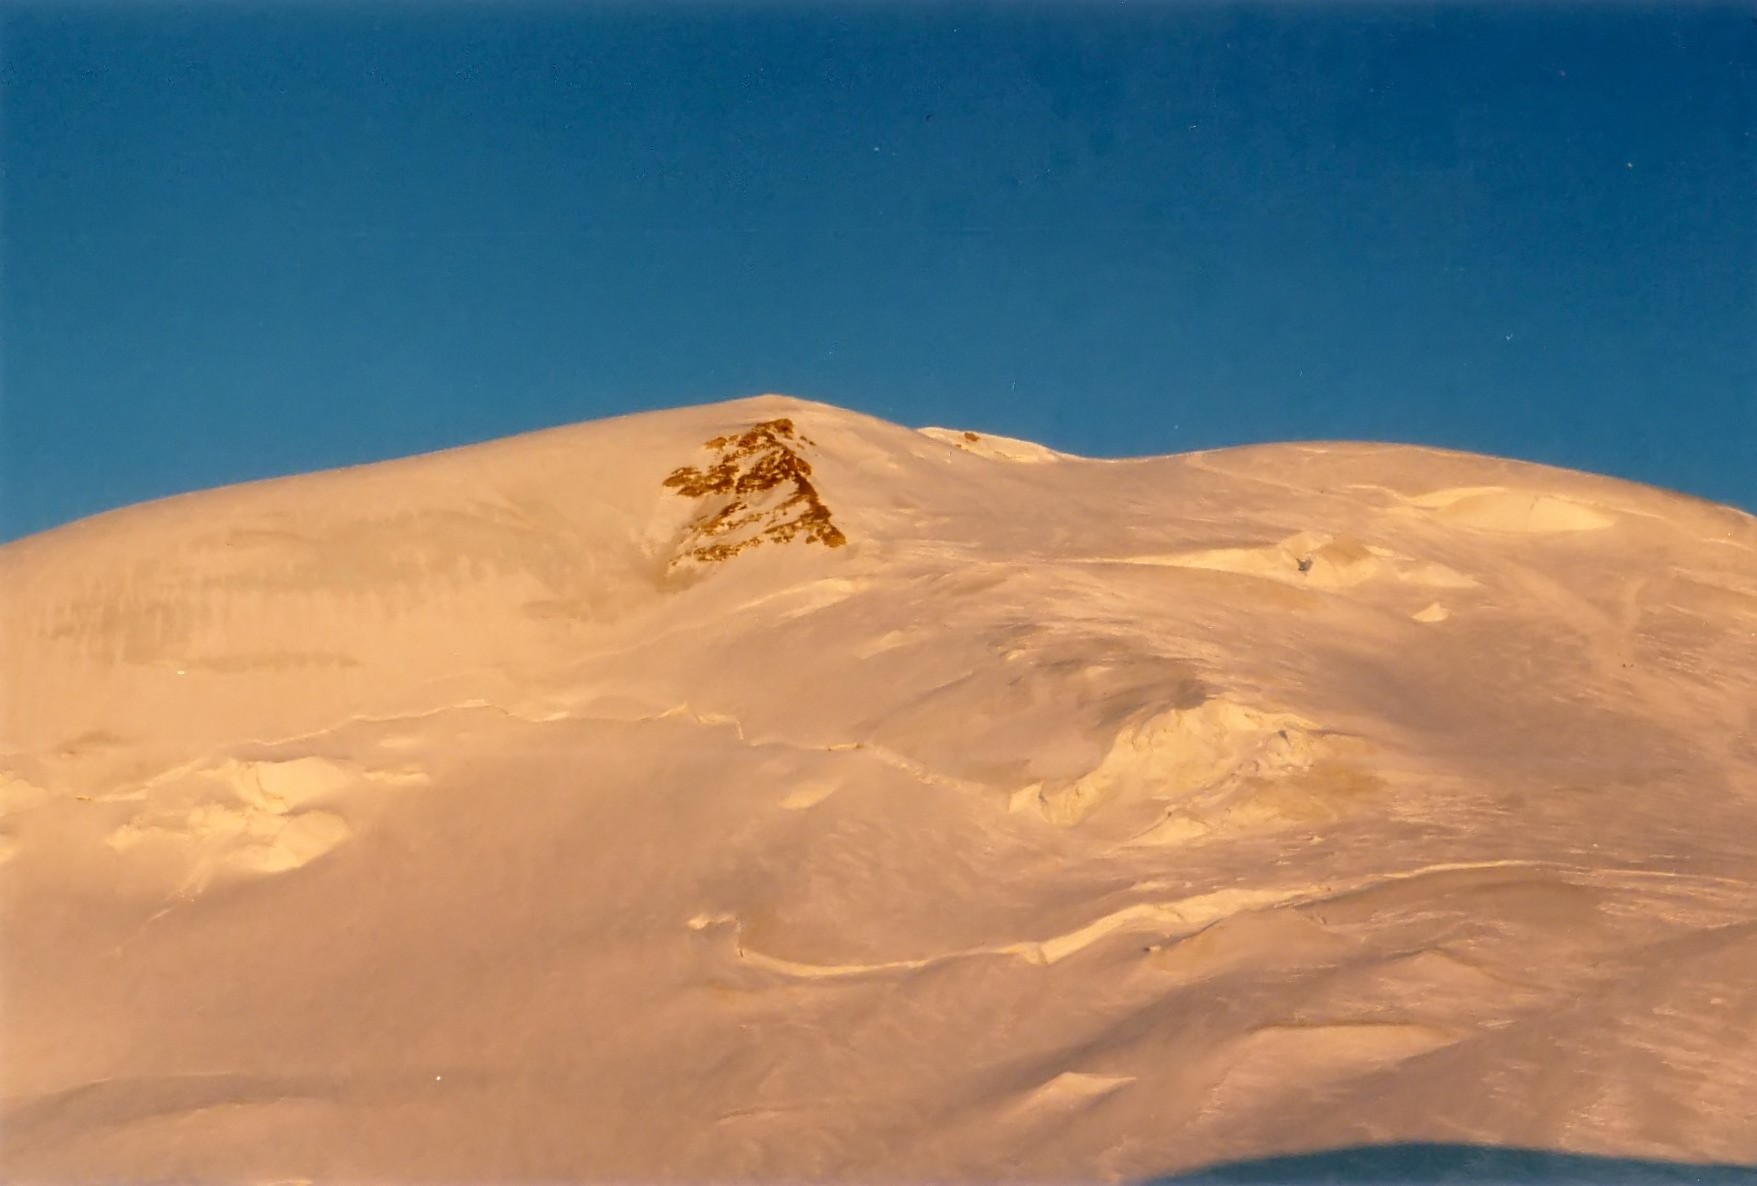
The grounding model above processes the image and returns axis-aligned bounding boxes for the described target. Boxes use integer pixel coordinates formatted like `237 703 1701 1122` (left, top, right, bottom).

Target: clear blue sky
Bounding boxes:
3 1 1753 540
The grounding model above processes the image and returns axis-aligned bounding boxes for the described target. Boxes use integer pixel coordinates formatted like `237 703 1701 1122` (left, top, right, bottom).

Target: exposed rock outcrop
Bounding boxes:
663 418 846 566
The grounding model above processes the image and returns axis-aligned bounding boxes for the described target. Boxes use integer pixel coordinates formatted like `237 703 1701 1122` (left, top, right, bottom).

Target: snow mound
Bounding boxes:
1024 697 1326 826
918 426 1067 463
104 756 429 887
1125 531 1475 591
1402 486 1617 533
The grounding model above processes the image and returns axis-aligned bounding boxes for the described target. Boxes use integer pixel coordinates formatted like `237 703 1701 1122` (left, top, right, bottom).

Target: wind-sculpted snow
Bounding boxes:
3 394 1757 1182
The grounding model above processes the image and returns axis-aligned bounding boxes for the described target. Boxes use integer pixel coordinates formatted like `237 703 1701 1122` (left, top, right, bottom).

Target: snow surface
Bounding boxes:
3 394 1756 1180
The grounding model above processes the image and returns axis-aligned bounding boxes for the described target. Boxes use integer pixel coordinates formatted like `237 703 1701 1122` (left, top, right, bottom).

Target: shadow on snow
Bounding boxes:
1152 1142 1757 1184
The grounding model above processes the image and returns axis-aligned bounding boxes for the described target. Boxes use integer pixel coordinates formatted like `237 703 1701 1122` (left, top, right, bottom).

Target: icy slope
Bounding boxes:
3 394 1756 1180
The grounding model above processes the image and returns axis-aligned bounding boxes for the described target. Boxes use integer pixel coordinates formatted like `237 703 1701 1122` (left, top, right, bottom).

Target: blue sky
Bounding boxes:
3 1 1753 539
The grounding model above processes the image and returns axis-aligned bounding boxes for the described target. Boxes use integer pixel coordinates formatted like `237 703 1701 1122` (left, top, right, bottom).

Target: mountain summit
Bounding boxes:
4 395 1756 1180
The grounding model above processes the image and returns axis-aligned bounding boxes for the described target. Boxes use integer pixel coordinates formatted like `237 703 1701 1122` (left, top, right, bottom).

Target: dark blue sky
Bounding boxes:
3 1 1753 539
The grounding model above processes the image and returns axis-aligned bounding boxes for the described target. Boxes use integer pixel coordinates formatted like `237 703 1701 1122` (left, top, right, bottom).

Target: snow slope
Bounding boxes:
3 394 1756 1180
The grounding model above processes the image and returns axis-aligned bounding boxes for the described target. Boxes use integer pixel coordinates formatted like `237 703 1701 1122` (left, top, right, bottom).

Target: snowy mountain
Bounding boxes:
3 394 1756 1180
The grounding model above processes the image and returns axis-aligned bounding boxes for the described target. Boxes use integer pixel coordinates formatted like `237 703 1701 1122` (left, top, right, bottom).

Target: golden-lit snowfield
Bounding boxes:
4 395 1755 1180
